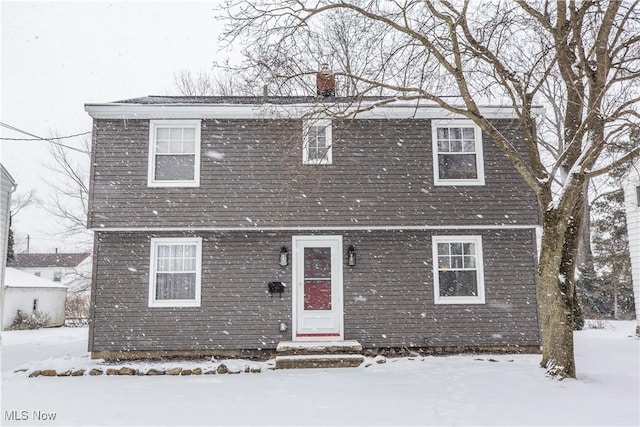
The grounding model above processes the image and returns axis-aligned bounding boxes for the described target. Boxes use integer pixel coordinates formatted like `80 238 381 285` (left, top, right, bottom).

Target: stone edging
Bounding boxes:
26 363 264 377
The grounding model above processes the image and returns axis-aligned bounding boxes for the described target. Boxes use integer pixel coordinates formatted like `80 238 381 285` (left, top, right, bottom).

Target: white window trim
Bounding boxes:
432 120 485 186
303 118 332 165
148 119 201 187
148 237 202 308
432 235 485 305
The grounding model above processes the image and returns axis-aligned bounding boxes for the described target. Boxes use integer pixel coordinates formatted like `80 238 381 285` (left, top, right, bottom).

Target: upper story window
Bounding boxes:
148 237 202 308
148 120 201 187
432 120 484 186
303 118 332 165
53 272 62 282
432 235 485 304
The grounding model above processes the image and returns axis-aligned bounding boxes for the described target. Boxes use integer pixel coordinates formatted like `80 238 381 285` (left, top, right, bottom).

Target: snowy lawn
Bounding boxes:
1 322 638 427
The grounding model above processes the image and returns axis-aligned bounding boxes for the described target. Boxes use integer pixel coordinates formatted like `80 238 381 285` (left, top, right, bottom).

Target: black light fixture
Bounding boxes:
347 245 356 267
279 246 289 267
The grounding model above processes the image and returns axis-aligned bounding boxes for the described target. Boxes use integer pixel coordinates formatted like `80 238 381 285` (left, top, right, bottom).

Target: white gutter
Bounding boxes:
85 102 545 120
90 224 540 233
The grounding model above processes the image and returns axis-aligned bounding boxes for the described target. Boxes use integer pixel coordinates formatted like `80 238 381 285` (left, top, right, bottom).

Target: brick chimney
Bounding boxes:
316 64 335 97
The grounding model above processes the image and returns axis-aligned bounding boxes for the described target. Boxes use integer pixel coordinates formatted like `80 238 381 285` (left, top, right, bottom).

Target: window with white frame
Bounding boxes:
432 235 485 304
432 120 484 185
148 120 201 187
149 237 202 307
303 119 332 164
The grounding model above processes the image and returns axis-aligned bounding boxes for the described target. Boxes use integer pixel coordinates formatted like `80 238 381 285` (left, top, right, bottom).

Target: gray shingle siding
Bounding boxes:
89 229 539 353
87 113 541 354
88 118 538 229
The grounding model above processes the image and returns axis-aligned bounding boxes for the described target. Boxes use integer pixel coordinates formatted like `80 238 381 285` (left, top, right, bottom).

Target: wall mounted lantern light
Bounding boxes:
347 245 357 267
279 246 289 267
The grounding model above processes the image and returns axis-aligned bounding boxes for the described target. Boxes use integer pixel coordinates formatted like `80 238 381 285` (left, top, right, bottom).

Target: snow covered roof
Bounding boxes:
4 268 67 289
8 253 90 269
1 163 16 186
115 95 391 105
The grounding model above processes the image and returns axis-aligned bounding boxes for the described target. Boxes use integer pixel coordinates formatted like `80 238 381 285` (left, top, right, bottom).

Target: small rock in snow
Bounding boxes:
374 356 387 364
166 367 182 375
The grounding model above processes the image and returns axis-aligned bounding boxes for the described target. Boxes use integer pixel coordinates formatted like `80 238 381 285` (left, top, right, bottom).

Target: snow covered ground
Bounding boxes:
1 322 638 426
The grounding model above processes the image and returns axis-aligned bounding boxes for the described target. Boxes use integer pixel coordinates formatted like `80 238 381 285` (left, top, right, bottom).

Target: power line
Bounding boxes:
0 131 91 141
0 122 90 154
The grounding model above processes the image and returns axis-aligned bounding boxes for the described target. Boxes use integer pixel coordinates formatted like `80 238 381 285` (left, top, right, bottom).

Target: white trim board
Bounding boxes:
85 103 544 120
91 224 540 232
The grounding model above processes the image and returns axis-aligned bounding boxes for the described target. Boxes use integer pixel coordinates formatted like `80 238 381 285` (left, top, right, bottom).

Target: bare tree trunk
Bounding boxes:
613 281 619 320
576 181 592 271
537 206 582 379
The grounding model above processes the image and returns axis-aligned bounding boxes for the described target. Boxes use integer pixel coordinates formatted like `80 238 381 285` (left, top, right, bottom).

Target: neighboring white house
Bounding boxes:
1 164 17 333
2 267 67 330
8 252 91 283
622 158 640 336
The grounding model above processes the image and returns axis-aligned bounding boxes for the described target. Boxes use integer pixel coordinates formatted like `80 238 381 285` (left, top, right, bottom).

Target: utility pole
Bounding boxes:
26 234 30 254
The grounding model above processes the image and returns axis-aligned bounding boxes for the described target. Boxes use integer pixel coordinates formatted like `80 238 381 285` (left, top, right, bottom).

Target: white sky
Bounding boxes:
1 0 230 253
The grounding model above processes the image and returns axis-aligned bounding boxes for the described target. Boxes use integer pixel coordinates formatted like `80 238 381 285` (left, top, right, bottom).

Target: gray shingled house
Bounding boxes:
84 92 542 365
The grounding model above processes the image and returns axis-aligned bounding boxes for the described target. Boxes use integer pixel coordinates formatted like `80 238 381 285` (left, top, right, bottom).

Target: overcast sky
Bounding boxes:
1 0 230 253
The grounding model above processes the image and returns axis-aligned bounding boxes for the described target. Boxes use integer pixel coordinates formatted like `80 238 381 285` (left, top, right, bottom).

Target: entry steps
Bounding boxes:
275 340 364 369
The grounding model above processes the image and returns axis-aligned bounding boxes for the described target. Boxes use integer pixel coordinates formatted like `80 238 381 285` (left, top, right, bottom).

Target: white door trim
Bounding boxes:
291 235 344 341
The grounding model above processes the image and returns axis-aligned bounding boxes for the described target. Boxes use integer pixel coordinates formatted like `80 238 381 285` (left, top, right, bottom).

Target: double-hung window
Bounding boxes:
432 235 485 304
149 237 202 307
303 118 332 165
148 120 201 187
432 120 484 185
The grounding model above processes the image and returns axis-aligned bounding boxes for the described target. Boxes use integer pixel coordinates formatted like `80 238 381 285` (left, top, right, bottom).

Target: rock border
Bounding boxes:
26 363 263 378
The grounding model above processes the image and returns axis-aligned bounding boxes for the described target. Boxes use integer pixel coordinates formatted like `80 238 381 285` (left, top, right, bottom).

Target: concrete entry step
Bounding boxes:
275 340 363 356
275 354 365 369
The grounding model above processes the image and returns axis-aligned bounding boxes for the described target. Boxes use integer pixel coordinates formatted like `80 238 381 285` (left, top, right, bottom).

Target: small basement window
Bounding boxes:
432 120 484 186
148 120 201 187
303 118 332 165
149 237 202 308
432 235 485 304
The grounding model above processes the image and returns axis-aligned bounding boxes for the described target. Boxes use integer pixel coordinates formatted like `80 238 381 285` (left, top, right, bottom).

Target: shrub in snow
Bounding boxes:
65 294 90 326
8 310 51 330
